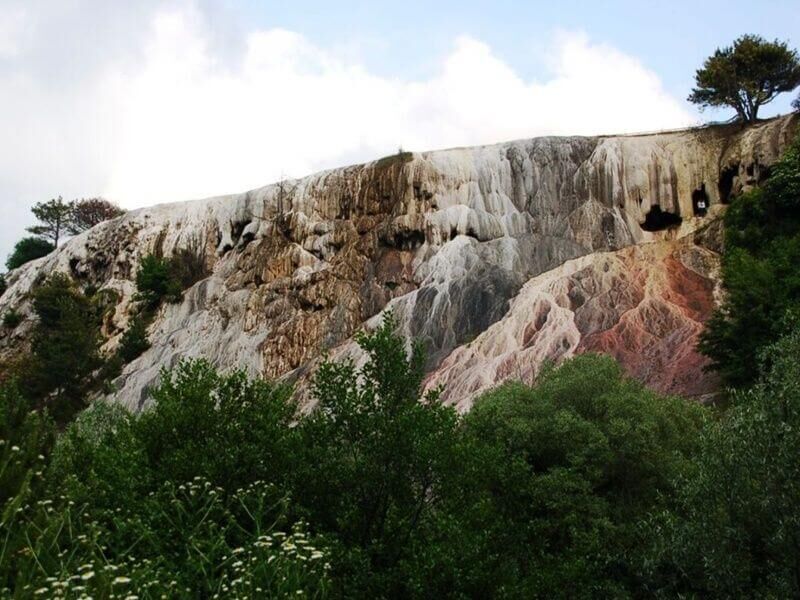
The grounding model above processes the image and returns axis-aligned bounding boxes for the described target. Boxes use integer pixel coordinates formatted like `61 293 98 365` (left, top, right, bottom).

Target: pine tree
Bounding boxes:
26 196 74 247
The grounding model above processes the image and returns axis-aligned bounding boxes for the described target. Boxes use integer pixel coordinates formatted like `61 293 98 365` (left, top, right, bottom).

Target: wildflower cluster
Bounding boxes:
2 472 330 598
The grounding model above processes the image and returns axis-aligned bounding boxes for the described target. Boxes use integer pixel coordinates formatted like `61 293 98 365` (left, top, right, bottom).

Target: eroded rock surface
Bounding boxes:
0 115 796 409
424 238 721 411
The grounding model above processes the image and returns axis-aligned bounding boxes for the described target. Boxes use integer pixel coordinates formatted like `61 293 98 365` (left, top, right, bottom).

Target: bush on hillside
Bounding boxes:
135 249 208 309
700 134 800 388
644 321 800 596
2 310 22 329
5 237 54 270
118 315 151 362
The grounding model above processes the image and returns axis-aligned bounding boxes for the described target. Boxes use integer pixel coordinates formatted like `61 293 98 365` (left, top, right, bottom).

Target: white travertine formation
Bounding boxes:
0 115 796 409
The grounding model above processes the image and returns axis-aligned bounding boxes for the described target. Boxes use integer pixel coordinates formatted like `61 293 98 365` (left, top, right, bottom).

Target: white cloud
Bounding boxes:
0 6 30 59
0 2 695 261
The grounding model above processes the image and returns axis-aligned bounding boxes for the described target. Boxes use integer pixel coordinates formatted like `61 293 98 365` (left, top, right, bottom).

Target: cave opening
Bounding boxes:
718 164 739 204
692 184 709 217
641 205 682 232
392 229 425 250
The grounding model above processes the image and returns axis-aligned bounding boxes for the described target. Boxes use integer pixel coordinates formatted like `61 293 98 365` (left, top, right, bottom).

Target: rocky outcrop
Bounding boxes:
0 115 796 410
424 238 721 411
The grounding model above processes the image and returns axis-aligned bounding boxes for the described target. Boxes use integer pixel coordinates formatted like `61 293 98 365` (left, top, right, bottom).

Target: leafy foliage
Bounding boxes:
5 236 54 270
67 197 125 234
643 324 800 597
135 255 183 307
22 274 104 423
452 355 706 597
294 314 461 597
26 196 74 247
117 314 151 362
1 307 797 597
135 250 208 309
688 35 800 122
2 310 22 329
1 362 328 598
700 134 800 388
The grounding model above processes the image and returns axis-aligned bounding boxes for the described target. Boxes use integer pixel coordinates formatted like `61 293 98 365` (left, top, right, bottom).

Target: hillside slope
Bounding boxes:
1 115 797 409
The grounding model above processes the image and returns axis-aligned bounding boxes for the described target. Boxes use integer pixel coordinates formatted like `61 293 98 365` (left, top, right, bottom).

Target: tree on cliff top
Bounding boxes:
689 35 800 123
67 197 125 234
26 196 73 247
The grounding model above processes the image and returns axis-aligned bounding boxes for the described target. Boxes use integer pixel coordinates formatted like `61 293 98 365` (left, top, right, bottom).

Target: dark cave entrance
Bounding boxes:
641 205 682 232
718 165 739 204
692 184 709 217
392 229 425 250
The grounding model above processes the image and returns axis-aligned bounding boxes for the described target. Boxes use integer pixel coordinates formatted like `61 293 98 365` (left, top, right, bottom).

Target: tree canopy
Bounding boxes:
26 196 73 247
688 34 800 122
5 236 54 270
67 197 125 234
699 133 800 388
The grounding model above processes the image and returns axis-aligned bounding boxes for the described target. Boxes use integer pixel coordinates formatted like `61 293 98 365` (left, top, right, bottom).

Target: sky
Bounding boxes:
1 0 799 262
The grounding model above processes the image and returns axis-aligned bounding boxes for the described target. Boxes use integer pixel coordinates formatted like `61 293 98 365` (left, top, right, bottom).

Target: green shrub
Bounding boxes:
2 310 22 329
644 323 800 597
0 361 325 598
0 273 6 297
293 313 463 597
135 254 183 307
135 249 208 309
26 274 102 423
118 315 151 362
5 236 54 270
451 354 708 597
700 134 800 388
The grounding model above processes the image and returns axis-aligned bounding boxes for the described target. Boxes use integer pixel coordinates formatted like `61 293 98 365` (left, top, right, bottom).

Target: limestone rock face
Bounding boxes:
424 238 721 411
0 115 796 410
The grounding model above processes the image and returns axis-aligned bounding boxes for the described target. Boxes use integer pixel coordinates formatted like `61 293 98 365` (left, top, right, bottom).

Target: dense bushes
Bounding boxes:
1 363 328 598
454 356 706 597
135 254 184 307
643 325 800 596
1 314 730 598
2 310 22 328
117 314 151 362
292 317 462 597
700 134 800 388
3 126 800 594
5 237 54 270
135 249 208 309
22 274 104 423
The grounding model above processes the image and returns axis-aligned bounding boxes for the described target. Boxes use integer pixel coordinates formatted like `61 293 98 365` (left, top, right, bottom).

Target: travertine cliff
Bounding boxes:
1 115 796 409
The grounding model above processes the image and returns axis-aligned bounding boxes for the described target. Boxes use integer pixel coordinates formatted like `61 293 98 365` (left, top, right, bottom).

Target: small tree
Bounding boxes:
5 237 54 270
689 35 800 123
26 196 74 247
26 274 102 423
68 197 125 234
295 313 460 596
117 315 151 362
135 255 183 308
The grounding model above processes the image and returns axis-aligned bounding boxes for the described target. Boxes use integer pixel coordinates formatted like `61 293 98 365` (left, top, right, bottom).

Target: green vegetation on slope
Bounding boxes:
699 133 800 388
1 36 799 597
